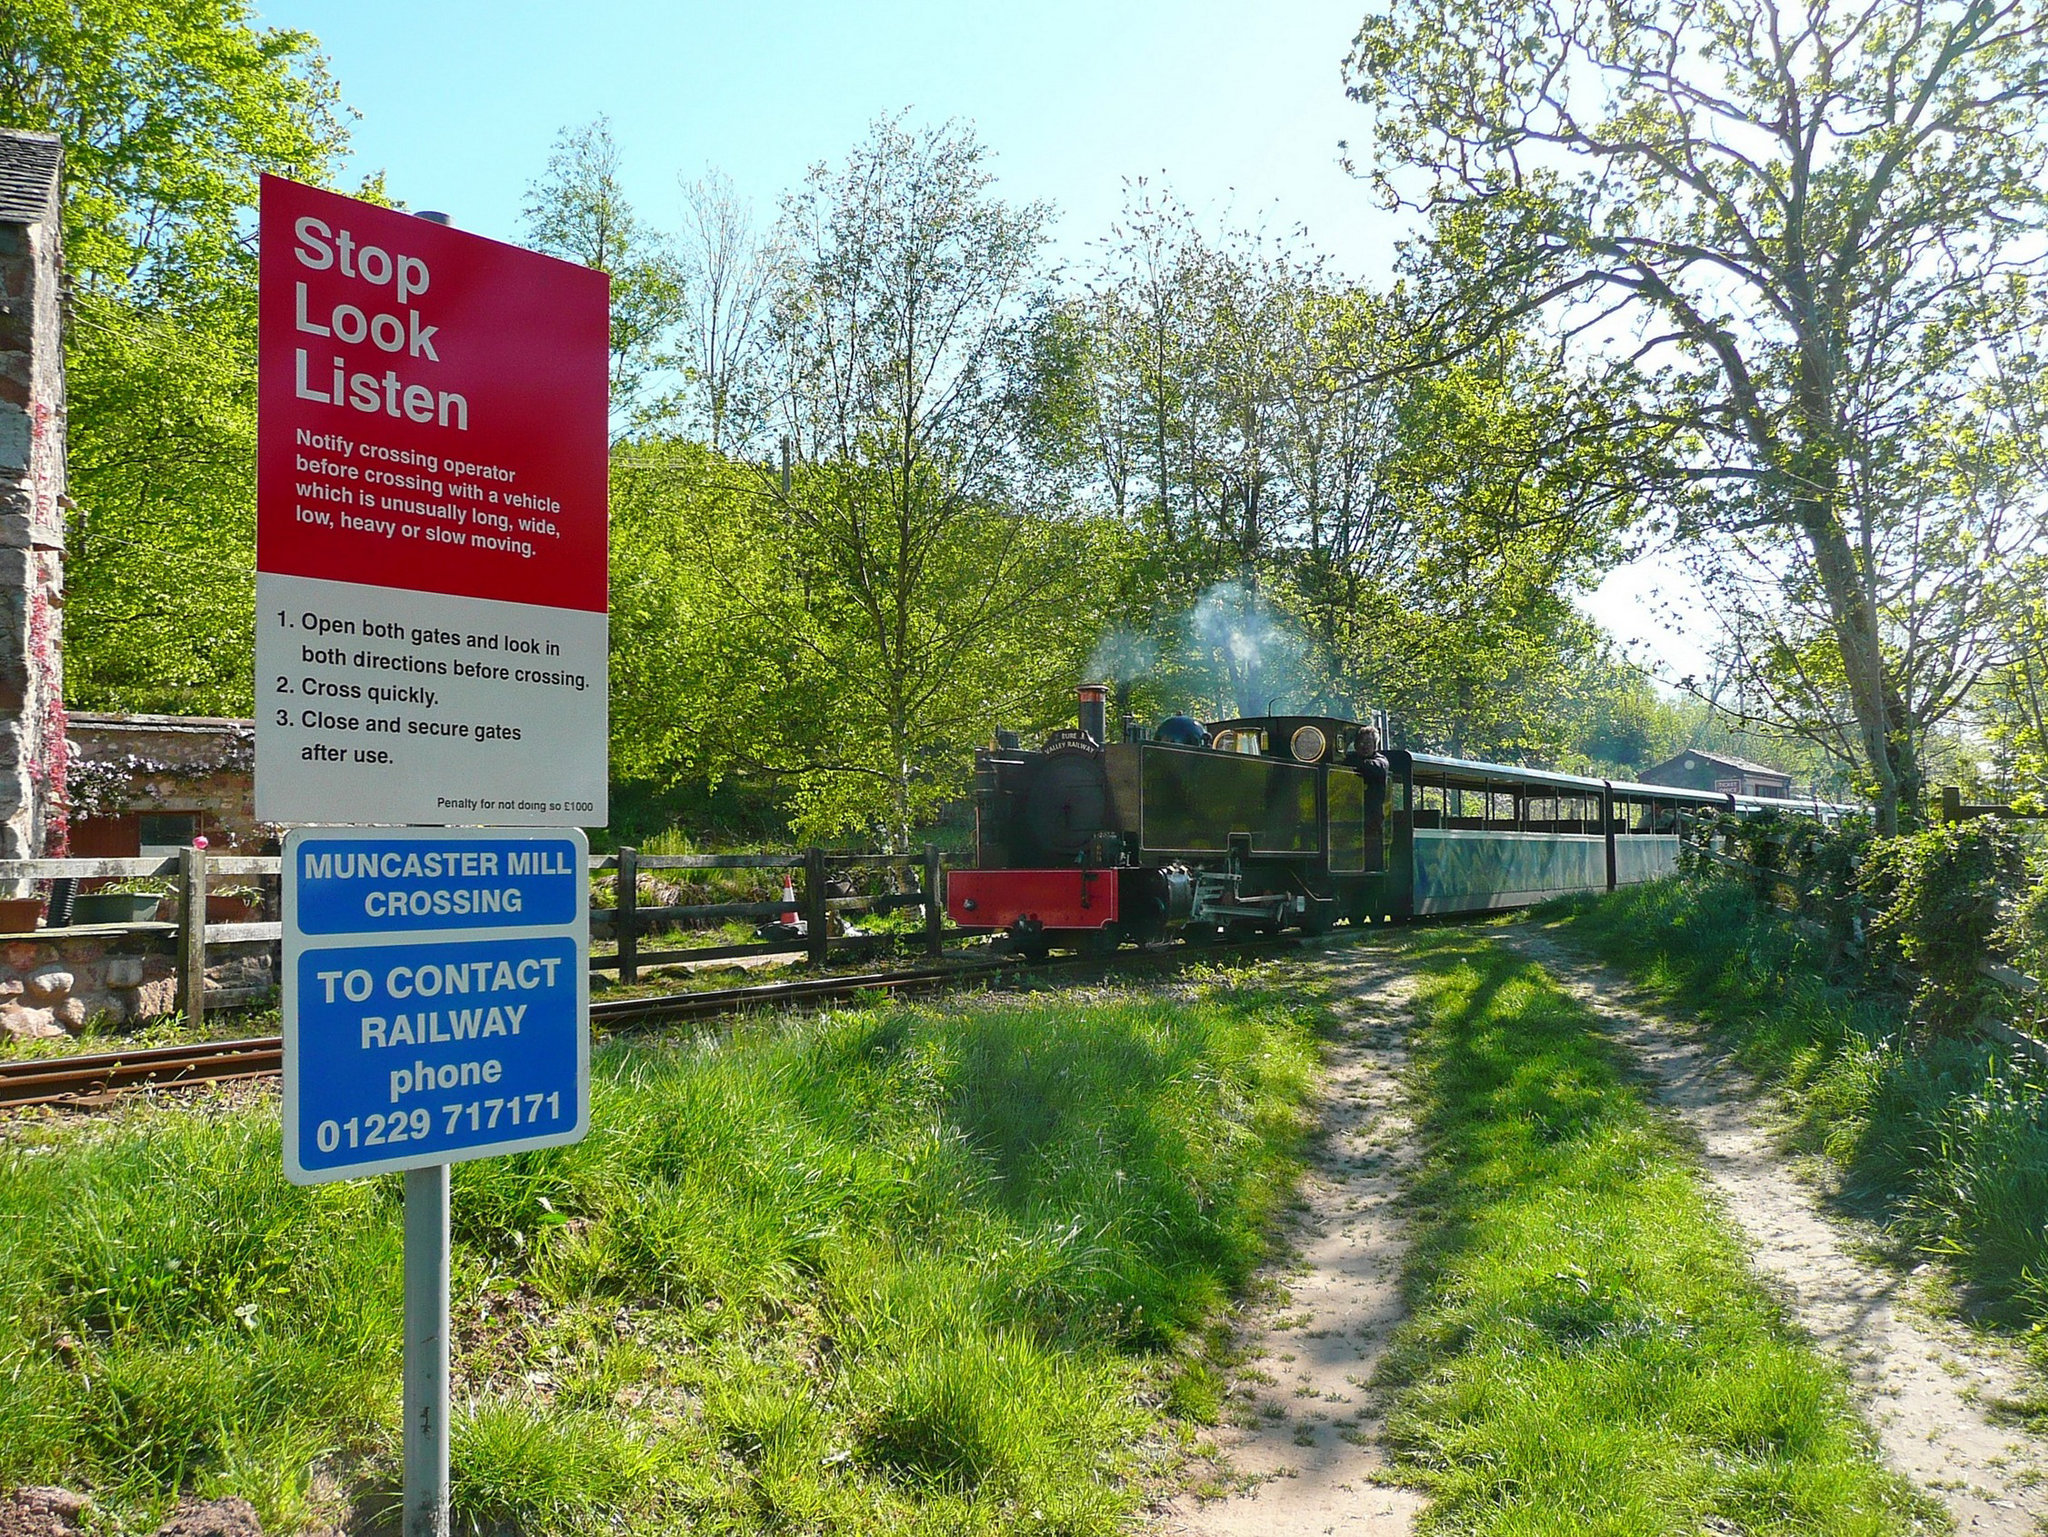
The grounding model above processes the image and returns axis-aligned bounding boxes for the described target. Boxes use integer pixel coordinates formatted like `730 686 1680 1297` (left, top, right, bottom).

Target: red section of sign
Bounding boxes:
258 177 609 612
946 868 1119 930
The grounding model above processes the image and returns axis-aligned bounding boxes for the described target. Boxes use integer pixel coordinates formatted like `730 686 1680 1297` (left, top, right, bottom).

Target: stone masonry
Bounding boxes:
0 130 67 873
0 928 276 1041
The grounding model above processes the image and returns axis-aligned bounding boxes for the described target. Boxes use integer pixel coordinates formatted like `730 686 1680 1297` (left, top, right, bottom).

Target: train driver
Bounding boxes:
1349 725 1391 835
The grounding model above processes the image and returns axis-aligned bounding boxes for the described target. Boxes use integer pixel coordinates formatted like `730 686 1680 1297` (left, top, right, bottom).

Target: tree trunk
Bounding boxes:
1796 506 1907 831
888 701 912 854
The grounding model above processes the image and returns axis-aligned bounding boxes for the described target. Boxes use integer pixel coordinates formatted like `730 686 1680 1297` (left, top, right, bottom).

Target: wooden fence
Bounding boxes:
1938 785 2048 824
0 846 951 1027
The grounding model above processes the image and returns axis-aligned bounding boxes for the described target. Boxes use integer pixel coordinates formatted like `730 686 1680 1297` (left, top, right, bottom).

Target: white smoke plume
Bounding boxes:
1185 581 1330 717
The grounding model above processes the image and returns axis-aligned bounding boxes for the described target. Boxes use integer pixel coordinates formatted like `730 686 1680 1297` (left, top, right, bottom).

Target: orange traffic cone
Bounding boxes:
781 876 803 932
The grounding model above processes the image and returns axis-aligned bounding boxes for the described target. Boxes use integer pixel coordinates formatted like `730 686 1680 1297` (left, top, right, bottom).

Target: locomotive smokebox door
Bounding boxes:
1022 741 1110 863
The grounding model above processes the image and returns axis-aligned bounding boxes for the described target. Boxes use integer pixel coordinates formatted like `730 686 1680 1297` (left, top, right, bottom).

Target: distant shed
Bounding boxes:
1638 748 1794 799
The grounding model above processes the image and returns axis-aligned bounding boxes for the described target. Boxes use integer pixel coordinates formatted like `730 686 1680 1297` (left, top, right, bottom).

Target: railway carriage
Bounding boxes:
947 685 1742 953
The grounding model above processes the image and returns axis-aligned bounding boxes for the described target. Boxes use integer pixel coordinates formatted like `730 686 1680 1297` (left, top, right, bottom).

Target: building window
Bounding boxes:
138 812 200 854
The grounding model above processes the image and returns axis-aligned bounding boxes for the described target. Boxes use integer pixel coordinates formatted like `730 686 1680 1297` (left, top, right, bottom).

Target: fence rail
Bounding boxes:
0 846 954 1030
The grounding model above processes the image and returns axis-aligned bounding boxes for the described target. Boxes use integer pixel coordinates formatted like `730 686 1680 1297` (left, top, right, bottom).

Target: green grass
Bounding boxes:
1542 879 2048 1356
1380 934 1931 1536
0 969 1321 1534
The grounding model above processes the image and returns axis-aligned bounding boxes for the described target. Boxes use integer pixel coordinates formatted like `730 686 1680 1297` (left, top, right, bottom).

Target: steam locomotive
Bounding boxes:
946 684 1770 955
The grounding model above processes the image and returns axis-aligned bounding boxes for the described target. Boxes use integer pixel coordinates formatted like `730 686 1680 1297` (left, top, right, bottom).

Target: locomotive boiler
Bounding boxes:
948 685 1390 955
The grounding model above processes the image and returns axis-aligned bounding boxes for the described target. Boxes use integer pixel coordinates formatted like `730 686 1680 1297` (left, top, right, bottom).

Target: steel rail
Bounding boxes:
0 944 1159 1111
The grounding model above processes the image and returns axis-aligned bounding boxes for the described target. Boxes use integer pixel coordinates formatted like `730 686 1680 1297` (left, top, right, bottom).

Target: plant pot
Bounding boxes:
0 897 43 933
70 892 167 926
206 894 263 924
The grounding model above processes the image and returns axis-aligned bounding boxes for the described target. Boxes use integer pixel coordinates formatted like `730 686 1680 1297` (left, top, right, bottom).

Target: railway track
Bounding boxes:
0 944 1161 1111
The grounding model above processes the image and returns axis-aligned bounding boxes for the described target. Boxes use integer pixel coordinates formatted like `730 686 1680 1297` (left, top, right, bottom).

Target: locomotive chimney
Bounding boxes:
1077 683 1108 744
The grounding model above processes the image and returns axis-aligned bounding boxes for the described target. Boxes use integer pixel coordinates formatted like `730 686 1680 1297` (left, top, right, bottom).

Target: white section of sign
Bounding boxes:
256 572 608 826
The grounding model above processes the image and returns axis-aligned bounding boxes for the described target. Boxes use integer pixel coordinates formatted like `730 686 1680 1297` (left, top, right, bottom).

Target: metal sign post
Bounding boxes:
404 1164 450 1537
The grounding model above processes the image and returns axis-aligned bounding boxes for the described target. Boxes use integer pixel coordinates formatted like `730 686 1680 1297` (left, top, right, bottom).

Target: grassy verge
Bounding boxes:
1542 879 2048 1360
0 969 1321 1535
1381 934 1929 1535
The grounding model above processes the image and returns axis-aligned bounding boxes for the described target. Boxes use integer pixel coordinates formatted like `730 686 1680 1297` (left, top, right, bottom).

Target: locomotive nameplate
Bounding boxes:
1040 728 1102 754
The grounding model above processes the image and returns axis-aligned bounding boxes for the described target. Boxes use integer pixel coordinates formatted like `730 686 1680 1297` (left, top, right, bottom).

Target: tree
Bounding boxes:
1062 190 1637 747
1 0 347 300
667 168 774 454
1978 556 2048 806
523 117 687 430
608 441 1108 846
1348 0 2048 830
746 114 1091 845
2 0 352 714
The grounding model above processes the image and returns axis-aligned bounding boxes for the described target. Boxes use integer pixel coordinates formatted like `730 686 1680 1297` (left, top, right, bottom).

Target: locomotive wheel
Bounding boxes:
1009 923 1051 962
1075 924 1121 958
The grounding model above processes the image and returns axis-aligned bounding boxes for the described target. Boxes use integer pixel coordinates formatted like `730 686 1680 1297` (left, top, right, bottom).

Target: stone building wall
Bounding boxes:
0 130 67 870
66 713 263 853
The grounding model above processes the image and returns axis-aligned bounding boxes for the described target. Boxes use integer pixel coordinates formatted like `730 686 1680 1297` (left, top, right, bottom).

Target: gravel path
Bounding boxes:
1504 921 2048 1534
1157 947 1426 1537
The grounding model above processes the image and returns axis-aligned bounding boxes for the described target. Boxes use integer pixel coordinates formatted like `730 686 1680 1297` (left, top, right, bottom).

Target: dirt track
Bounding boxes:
1504 921 2048 1535
1157 946 1424 1536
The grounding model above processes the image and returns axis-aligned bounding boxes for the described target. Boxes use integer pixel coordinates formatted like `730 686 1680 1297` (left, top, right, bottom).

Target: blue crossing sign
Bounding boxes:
282 826 590 1184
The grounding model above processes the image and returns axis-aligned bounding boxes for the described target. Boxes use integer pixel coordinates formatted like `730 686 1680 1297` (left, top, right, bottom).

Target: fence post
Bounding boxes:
923 845 943 957
177 845 207 1026
1941 785 1963 823
616 846 639 985
805 849 830 968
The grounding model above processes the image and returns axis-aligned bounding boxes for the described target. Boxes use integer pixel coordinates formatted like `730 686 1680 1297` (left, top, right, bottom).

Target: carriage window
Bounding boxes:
1412 779 1444 828
1491 790 1517 824
1440 782 1486 829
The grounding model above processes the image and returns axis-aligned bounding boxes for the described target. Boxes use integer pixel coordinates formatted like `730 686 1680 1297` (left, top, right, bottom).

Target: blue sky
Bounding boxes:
260 0 1405 278
259 0 1704 679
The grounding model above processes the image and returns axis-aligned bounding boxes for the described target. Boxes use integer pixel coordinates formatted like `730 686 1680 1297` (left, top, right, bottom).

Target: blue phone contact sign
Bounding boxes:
283 826 590 1185
292 934 582 1173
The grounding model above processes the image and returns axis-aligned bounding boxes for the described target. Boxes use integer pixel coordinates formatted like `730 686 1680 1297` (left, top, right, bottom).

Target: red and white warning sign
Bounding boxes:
254 177 610 826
